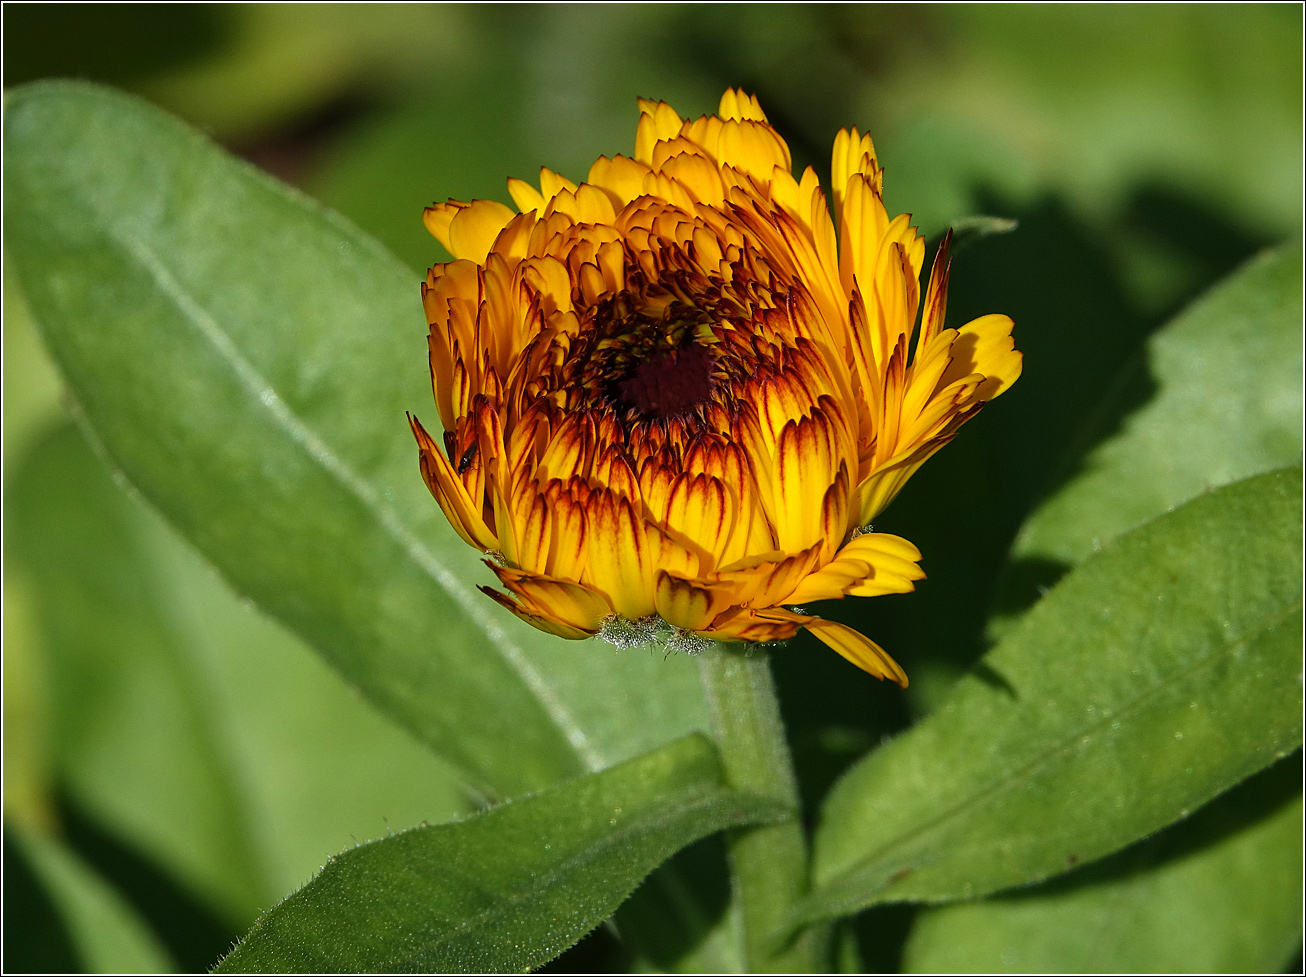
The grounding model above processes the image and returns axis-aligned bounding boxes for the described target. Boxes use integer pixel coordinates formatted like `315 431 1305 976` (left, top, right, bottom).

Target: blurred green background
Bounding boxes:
3 4 1301 972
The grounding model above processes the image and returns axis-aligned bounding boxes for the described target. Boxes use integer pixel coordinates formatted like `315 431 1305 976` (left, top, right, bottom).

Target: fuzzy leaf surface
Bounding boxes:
805 468 1303 918
216 734 782 974
903 757 1303 974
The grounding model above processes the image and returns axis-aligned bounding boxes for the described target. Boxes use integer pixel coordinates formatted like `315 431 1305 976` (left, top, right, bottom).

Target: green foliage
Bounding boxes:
904 758 1303 973
3 81 708 804
2 6 1301 972
1004 243 1303 586
217 735 782 974
5 421 469 934
807 468 1302 918
6 424 266 923
9 827 175 973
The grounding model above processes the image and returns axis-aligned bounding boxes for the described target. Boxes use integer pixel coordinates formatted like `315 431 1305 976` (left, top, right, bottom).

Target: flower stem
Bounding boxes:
699 642 824 973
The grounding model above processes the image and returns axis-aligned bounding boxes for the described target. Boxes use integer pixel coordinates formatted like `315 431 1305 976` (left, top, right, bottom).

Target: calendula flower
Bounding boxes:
411 89 1020 685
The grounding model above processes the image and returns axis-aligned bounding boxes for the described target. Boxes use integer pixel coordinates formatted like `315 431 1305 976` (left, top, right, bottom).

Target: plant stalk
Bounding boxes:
699 642 824 973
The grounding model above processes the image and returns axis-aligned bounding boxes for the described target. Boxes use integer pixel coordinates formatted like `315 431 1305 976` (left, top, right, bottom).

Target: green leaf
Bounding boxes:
136 477 471 909
874 6 1302 239
12 826 176 974
2 566 56 835
903 758 1303 974
2 260 64 475
5 423 267 924
2 79 708 800
1000 243 1303 616
216 734 782 974
614 838 746 973
6 420 470 932
803 468 1303 920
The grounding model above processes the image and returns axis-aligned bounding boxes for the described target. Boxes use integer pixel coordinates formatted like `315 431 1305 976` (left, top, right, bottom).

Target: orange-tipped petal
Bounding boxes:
413 89 1018 676
718 88 769 123
803 617 908 686
487 564 614 635
410 413 498 552
654 571 732 632
423 200 469 251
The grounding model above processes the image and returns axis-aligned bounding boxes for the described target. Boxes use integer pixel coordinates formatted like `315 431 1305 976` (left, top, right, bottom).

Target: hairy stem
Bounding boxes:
699 642 825 972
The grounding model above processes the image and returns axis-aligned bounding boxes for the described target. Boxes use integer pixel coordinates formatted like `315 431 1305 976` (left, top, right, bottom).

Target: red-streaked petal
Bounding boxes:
586 490 656 619
410 414 497 552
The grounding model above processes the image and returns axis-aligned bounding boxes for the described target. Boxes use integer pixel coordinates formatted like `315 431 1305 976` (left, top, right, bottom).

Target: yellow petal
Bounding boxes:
587 490 656 619
803 617 908 686
409 413 498 552
654 571 731 631
831 126 879 220
539 167 579 201
545 183 617 225
680 114 725 159
488 564 613 634
587 154 652 208
716 119 791 181
422 200 469 252
507 177 545 214
772 412 835 553
664 472 734 573
937 314 1023 401
918 229 952 350
706 606 804 643
478 583 595 640
635 99 684 165
788 532 925 603
658 151 726 207
713 544 822 609
718 88 769 123
446 199 516 263
645 523 705 580
521 255 575 315
837 173 886 300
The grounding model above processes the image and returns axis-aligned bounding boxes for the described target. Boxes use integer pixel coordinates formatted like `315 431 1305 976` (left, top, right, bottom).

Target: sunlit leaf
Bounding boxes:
216 734 783 974
6 421 471 937
902 757 1303 974
5 423 267 925
803 468 1302 920
874 6 1302 239
3 80 708 801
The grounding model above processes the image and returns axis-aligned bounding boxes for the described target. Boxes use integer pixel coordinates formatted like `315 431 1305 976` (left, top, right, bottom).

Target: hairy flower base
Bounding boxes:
412 89 1021 684
597 614 716 655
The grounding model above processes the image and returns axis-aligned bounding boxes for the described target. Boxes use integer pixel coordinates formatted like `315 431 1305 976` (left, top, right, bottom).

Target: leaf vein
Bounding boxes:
118 232 604 771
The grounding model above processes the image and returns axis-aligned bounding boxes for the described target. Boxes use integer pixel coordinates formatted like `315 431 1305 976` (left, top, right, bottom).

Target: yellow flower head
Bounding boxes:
411 89 1021 685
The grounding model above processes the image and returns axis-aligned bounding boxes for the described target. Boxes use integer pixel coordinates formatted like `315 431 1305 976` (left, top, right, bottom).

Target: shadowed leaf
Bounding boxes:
804 468 1302 919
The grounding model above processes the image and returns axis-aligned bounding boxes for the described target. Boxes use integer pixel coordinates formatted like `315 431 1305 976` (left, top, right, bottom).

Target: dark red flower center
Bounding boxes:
616 342 715 419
